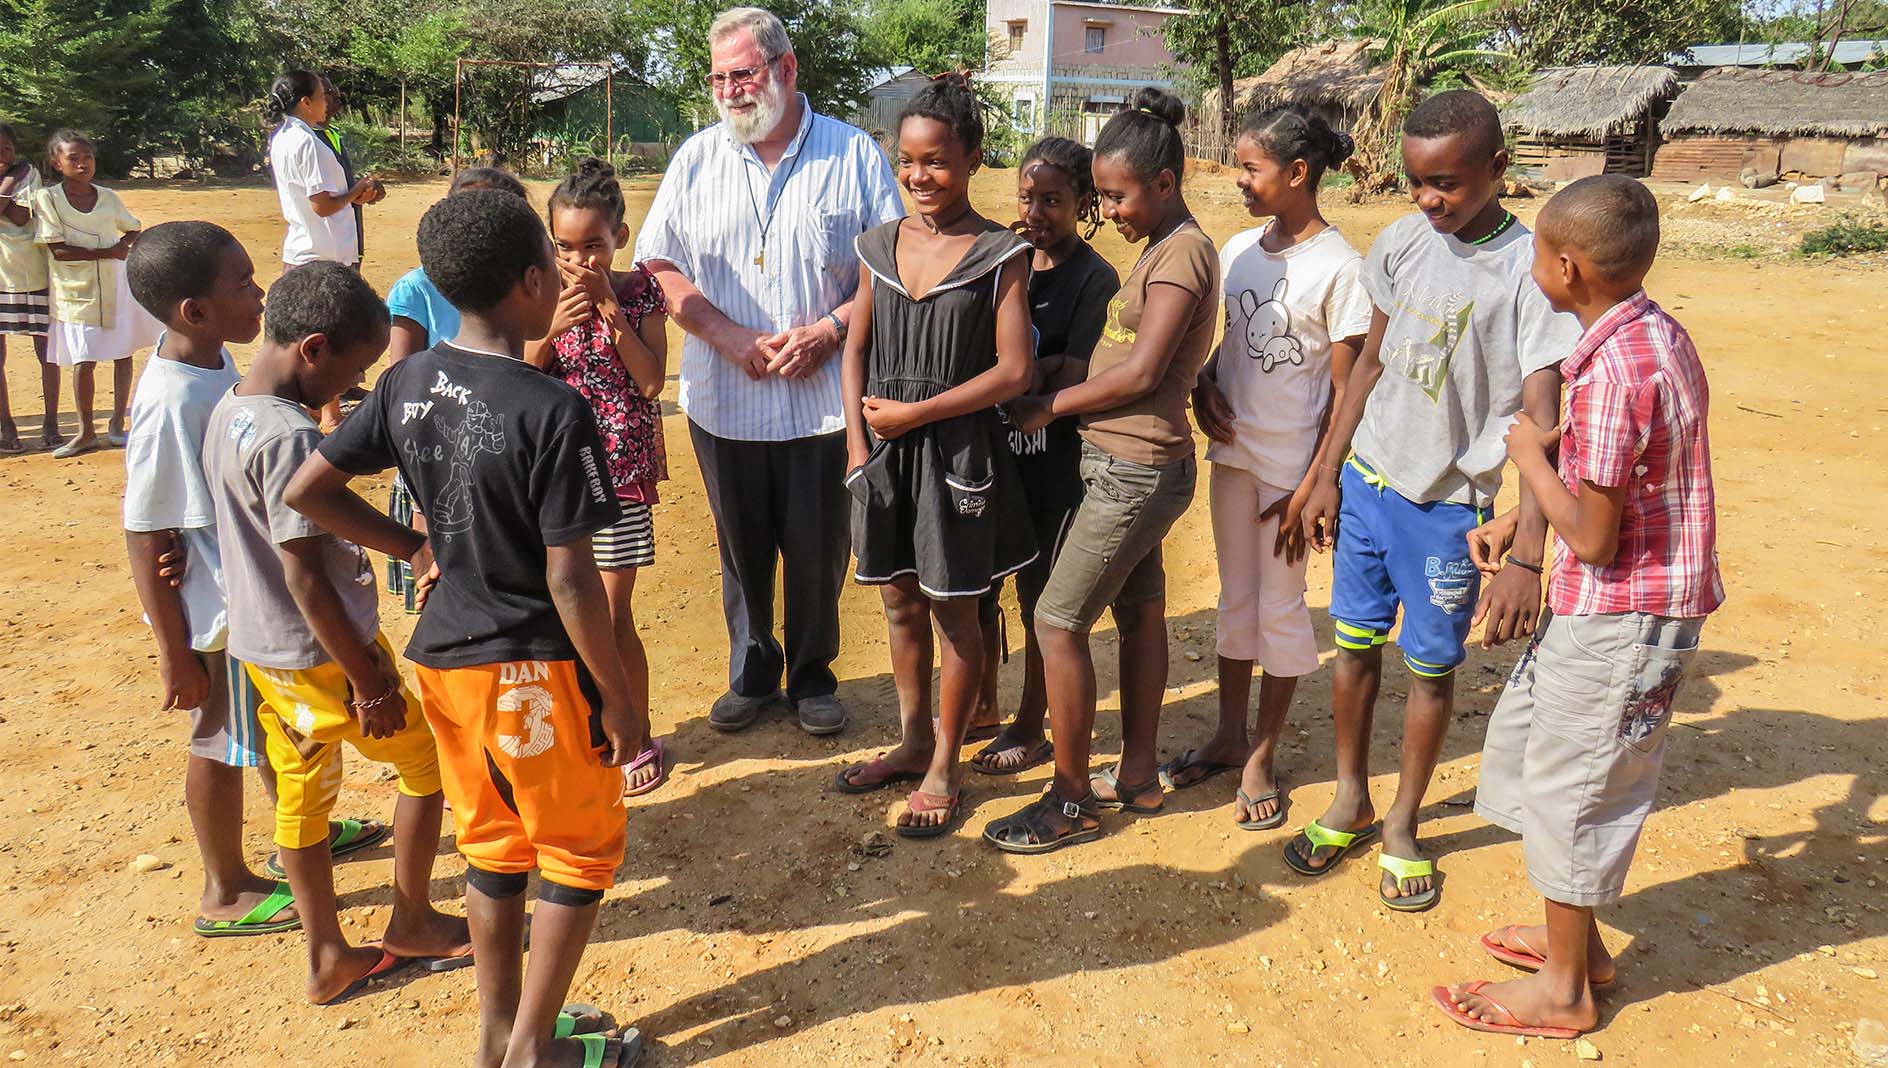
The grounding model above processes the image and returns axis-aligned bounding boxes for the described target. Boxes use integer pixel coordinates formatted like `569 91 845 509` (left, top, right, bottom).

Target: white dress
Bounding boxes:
31 183 159 365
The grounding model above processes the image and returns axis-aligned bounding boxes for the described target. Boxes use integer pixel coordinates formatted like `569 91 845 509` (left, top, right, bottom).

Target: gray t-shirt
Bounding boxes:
1353 212 1581 507
205 392 379 670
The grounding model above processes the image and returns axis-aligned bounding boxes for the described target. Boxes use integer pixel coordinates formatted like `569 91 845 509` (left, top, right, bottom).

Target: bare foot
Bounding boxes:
896 771 960 832
381 908 472 961
1485 924 1617 984
1379 817 1433 902
540 1030 640 1068
621 733 661 794
309 942 397 1005
1445 974 1599 1033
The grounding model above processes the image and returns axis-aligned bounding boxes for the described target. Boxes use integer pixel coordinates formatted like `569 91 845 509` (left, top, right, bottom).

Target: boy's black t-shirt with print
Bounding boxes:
320 343 622 669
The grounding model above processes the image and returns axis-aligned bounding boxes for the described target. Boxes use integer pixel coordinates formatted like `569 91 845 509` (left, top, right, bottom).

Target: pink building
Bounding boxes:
982 0 1190 143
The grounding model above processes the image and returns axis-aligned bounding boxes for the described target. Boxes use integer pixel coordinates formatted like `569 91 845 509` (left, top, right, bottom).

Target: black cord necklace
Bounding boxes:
745 124 810 271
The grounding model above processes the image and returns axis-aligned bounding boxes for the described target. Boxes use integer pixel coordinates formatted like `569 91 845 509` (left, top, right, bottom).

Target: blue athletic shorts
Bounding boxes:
1329 458 1487 678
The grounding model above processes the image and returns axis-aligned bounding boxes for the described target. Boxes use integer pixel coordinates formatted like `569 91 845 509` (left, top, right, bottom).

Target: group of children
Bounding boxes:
1 125 158 457
122 168 670 1065
837 77 1720 1039
81 70 1715 1054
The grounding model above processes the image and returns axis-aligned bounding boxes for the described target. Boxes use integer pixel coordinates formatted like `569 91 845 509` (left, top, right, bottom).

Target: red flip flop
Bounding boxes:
1480 926 1616 987
1431 981 1587 1040
896 788 962 839
319 947 416 1005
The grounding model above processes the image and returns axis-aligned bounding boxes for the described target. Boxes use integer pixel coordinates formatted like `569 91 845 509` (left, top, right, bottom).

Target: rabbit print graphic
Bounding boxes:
1235 279 1304 372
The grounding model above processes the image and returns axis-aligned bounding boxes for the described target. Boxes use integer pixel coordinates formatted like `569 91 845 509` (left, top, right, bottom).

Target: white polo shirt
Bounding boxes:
269 117 357 267
635 97 903 442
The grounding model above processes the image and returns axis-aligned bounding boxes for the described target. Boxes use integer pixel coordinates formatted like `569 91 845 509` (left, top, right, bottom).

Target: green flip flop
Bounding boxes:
193 881 301 938
555 1003 606 1040
266 817 390 878
1379 853 1440 912
1281 819 1379 877
577 1027 644 1068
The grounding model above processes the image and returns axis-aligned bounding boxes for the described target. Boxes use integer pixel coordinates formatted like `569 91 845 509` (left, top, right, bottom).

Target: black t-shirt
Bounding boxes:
1005 241 1121 505
320 343 622 669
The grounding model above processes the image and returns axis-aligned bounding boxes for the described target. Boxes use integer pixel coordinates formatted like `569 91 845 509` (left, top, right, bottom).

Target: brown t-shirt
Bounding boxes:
1079 224 1221 465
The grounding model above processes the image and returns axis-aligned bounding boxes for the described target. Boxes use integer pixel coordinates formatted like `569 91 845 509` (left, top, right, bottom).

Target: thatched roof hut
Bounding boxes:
1652 68 1888 183
1502 65 1679 179
1661 68 1888 139
1205 39 1386 130
1504 66 1679 140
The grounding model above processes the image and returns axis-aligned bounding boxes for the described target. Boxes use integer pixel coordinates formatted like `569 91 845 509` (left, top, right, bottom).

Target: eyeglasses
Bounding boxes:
705 57 776 90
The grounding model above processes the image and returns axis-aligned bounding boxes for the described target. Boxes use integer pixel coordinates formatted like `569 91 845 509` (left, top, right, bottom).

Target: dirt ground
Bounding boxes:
0 166 1883 1068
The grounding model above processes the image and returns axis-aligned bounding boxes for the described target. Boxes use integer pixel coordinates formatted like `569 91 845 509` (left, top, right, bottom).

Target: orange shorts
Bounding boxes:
414 659 626 892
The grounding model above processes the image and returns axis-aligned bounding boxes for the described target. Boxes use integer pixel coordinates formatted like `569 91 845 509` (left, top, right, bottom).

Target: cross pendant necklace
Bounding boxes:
745 131 809 273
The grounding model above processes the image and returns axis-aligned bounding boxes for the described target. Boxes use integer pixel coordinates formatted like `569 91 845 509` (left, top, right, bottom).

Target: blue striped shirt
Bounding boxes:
635 98 904 442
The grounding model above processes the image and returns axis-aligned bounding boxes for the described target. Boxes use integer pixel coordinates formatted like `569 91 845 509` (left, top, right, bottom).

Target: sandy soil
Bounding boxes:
0 168 1883 1067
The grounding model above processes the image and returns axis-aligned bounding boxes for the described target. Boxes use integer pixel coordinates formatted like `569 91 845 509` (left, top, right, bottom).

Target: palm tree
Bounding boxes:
1345 0 1512 192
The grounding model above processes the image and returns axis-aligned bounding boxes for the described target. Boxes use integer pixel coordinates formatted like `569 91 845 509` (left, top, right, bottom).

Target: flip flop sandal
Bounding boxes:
1430 981 1586 1040
969 738 1053 776
555 1003 608 1040
1091 765 1163 814
1234 788 1288 831
983 792 1104 855
1157 749 1243 791
0 437 24 456
1480 926 1616 987
318 946 416 1006
896 787 963 839
1379 853 1440 912
962 722 1003 743
267 817 391 878
193 880 301 938
577 1027 644 1068
418 944 476 973
50 437 98 459
1281 820 1379 877
622 739 669 798
833 755 923 795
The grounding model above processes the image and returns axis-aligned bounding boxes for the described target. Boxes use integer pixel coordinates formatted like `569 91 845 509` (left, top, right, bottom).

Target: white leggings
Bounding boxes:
1210 464 1320 676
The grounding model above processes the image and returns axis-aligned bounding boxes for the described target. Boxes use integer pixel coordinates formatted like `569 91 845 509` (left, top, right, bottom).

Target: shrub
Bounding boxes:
1799 215 1888 256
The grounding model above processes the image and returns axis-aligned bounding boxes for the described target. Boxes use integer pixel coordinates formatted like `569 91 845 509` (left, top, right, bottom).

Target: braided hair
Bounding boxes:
265 69 322 128
547 156 625 229
1019 136 1101 239
898 72 983 156
1094 87 1185 183
1241 107 1355 184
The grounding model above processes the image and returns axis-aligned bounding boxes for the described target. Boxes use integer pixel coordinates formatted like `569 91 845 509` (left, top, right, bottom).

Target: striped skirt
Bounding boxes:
593 502 655 571
0 289 49 336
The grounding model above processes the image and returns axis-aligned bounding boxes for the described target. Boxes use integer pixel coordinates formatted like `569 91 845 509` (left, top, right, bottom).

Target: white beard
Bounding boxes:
717 76 785 145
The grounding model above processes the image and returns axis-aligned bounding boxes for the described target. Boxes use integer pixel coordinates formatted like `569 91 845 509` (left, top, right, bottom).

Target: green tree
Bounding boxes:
346 8 466 155
1163 0 1313 136
1346 0 1512 188
0 0 170 170
860 0 984 74
1499 0 1739 69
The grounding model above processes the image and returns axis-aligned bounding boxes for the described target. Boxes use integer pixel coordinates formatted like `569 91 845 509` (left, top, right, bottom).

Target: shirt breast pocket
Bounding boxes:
807 210 859 280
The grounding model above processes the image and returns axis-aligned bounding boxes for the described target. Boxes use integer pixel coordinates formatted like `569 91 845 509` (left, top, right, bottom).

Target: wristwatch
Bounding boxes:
824 311 846 342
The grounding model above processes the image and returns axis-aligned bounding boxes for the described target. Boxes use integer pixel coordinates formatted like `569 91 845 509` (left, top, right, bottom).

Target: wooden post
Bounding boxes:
605 69 614 163
399 78 407 150
452 58 463 171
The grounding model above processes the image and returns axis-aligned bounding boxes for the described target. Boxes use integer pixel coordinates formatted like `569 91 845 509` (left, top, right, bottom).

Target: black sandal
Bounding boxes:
982 792 1103 854
1091 765 1164 814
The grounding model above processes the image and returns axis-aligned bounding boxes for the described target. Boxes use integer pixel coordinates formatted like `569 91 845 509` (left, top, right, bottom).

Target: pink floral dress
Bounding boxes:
547 265 668 503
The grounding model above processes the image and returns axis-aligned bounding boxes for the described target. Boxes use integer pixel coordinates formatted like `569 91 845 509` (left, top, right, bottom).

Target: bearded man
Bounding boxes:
637 6 903 737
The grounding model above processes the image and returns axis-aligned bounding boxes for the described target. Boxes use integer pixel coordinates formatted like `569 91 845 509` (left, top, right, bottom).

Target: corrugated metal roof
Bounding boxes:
1675 40 1888 66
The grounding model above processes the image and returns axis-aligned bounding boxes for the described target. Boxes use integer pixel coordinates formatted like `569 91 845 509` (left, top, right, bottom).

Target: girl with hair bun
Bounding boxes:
525 155 672 797
983 87 1221 853
968 135 1119 776
834 72 1036 838
1162 105 1373 831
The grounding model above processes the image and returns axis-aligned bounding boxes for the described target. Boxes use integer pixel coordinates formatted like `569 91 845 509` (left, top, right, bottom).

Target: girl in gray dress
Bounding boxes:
834 75 1036 838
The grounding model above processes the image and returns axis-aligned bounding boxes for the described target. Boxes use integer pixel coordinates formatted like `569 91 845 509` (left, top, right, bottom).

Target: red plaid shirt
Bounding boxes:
1549 291 1724 618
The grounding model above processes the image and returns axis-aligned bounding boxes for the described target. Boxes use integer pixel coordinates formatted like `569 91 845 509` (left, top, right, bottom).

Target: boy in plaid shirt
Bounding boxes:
1436 175 1724 1039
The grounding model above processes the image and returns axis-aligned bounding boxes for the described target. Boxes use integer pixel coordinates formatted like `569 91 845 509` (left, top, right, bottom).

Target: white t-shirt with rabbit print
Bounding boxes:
1206 221 1374 489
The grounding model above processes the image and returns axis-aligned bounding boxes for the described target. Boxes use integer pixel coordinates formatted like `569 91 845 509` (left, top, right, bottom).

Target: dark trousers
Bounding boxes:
689 420 848 702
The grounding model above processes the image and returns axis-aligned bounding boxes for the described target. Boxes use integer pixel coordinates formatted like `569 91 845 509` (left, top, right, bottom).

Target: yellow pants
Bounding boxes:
247 633 442 850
